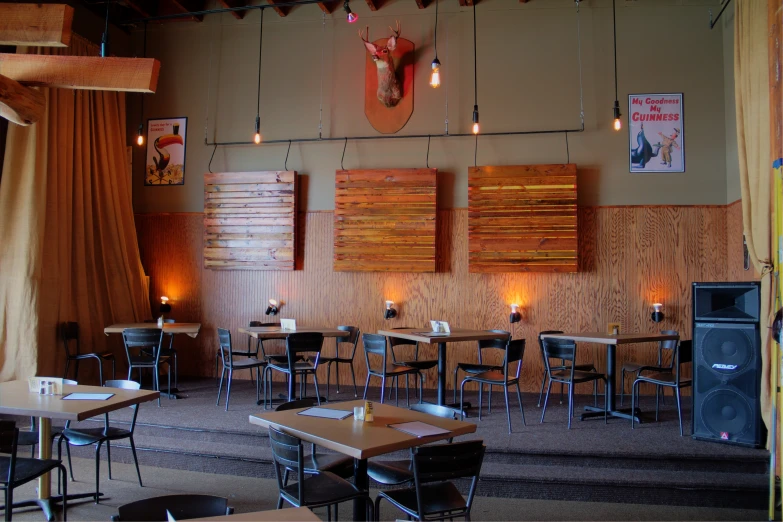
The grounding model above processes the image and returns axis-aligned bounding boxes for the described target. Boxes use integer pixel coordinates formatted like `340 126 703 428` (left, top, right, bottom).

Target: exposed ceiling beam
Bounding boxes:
0 4 74 47
266 0 290 16
317 1 341 13
0 73 45 126
160 0 204 21
217 0 246 19
458 0 474 5
365 0 377 11
414 0 429 8
0 54 161 93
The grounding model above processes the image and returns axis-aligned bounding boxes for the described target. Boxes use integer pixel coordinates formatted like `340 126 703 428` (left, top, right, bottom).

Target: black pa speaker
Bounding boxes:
692 282 764 447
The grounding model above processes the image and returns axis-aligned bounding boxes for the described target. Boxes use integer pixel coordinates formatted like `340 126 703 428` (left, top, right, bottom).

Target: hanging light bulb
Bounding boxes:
253 116 262 145
472 105 480 134
344 0 358 23
430 58 441 88
613 101 622 131
136 123 144 146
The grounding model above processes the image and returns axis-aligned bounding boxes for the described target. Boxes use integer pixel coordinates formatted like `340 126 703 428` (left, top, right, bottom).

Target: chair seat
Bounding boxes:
457 362 502 374
373 365 420 377
465 370 512 385
269 361 316 373
320 356 353 364
550 369 604 383
550 363 595 372
380 481 467 517
306 453 354 479
636 372 690 387
71 351 114 360
62 427 132 446
281 471 362 507
393 360 438 370
621 362 644 373
367 459 412 485
229 357 266 370
0 456 63 486
17 428 64 447
129 355 170 366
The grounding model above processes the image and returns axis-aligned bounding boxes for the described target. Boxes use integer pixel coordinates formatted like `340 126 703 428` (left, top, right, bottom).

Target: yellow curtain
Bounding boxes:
735 0 774 435
0 35 151 382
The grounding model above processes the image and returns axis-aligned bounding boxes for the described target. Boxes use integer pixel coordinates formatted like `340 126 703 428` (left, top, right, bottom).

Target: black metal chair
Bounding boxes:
62 321 115 385
540 337 607 429
275 400 354 481
387 327 438 400
216 328 267 411
17 379 77 461
452 330 509 411
56 380 143 504
322 326 361 399
215 321 282 386
123 328 170 407
362 333 423 407
265 332 324 408
620 330 679 406
143 319 179 389
537 330 598 407
110 494 233 521
367 403 457 487
269 426 374 520
631 340 693 436
459 339 526 434
375 440 485 522
1 420 68 522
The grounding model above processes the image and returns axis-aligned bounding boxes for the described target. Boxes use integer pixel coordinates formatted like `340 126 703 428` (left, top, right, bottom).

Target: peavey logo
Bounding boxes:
712 363 738 370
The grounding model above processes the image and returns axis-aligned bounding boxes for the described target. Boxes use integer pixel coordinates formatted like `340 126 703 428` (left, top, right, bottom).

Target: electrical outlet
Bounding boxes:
607 322 621 335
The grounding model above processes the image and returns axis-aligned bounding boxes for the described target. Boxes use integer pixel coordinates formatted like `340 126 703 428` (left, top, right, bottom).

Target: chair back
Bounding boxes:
363 333 388 373
248 320 282 355
336 325 361 359
675 340 693 383
538 330 563 369
269 426 306 503
658 330 679 368
104 380 142 432
286 332 324 370
541 337 577 379
61 321 80 357
388 327 419 363
411 440 485 514
114 494 231 521
477 330 510 365
123 328 165 365
503 339 525 379
0 420 18 485
276 399 316 412
217 328 234 368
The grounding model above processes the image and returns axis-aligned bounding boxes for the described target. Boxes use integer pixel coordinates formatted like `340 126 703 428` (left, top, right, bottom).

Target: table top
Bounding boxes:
540 332 680 345
239 326 350 339
377 328 510 344
249 399 476 460
104 323 201 338
0 381 159 421
191 507 319 521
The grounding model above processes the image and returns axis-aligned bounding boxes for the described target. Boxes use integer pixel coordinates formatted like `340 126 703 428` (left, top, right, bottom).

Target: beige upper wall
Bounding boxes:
723 6 741 203
129 0 728 212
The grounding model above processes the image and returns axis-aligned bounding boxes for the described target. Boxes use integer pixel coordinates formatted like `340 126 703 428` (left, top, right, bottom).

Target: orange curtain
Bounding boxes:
0 35 151 382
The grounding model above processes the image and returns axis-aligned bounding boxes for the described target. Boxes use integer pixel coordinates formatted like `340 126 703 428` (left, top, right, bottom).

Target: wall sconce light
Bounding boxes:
651 303 664 323
265 299 279 316
509 304 521 324
384 300 397 320
159 296 172 315
344 0 358 23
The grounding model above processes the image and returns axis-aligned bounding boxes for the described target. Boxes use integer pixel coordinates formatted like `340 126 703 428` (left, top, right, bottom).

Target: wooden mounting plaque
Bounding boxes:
204 171 296 271
468 164 578 273
334 168 436 272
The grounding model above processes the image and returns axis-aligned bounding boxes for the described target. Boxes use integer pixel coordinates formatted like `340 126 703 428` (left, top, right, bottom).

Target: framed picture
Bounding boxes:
628 93 684 173
145 117 187 185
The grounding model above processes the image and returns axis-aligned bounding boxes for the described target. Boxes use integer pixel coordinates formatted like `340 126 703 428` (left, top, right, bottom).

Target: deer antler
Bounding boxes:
389 20 401 38
359 26 370 43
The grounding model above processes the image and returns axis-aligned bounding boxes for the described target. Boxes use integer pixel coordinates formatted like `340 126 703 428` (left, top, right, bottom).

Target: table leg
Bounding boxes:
288 370 296 401
437 342 446 406
581 344 642 422
353 458 369 522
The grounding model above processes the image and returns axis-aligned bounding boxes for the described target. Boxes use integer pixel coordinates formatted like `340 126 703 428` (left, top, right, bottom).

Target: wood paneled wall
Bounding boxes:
134 205 735 396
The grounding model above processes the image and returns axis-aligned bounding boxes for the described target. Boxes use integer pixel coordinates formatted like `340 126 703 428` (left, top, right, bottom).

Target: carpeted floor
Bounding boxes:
6 457 767 521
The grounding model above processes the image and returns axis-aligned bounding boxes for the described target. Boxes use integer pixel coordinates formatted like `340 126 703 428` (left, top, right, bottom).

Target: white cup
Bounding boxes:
354 406 365 420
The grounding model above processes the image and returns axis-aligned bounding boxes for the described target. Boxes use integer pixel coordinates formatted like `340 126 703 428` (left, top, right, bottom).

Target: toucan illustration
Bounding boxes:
630 123 660 168
152 134 184 172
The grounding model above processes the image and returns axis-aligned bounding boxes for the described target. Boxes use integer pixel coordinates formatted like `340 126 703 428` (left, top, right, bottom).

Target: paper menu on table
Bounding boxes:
387 421 451 438
62 393 115 401
297 407 353 420
280 318 297 331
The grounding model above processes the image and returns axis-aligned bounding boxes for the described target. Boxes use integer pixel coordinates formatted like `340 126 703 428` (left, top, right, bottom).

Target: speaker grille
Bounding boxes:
700 328 753 374
698 389 754 439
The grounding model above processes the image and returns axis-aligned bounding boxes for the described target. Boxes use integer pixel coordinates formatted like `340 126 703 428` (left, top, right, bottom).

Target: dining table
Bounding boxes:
377 328 510 411
104 322 201 399
238 326 349 405
249 399 476 521
0 380 158 521
539 332 680 422
191 507 320 521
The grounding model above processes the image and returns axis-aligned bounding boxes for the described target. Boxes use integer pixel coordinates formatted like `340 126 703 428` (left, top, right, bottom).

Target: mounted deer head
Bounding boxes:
360 22 402 108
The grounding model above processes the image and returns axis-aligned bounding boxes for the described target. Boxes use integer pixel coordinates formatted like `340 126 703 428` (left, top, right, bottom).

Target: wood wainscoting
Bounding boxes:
135 205 744 396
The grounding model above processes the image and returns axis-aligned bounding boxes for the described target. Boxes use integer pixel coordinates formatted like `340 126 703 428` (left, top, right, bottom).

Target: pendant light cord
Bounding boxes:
318 12 325 139
434 0 438 59
612 0 618 101
140 22 147 130
473 2 477 107
256 8 265 121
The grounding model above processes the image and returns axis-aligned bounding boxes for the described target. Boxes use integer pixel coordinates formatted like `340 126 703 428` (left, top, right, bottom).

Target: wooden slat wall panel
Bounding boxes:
468 164 578 273
136 206 729 395
334 169 437 272
203 171 297 271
